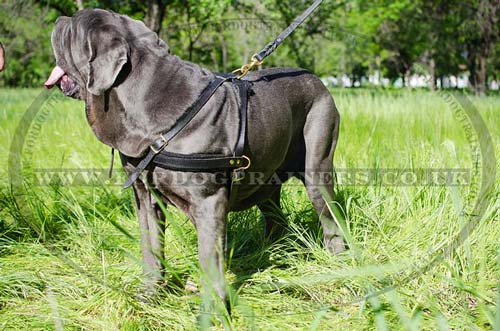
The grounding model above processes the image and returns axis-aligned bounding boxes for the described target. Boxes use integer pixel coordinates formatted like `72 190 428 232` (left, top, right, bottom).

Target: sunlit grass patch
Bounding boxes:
0 88 498 329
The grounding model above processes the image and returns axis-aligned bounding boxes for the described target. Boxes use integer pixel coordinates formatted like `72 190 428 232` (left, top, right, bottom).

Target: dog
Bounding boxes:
44 8 343 306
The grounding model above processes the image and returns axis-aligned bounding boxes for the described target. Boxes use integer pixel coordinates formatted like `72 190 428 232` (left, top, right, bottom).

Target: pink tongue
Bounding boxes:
44 66 65 88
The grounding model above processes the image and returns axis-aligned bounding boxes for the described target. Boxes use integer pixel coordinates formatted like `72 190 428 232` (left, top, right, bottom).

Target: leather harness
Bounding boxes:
120 0 324 201
122 74 252 201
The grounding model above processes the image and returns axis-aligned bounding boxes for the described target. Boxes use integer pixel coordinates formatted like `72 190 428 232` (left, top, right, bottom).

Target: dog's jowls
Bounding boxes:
45 9 343 308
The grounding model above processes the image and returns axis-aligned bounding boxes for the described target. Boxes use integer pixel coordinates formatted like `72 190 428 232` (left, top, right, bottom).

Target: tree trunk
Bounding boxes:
188 41 194 62
429 57 436 91
340 54 346 88
145 0 167 34
476 52 487 94
183 1 194 61
221 38 227 73
211 50 219 73
405 68 411 89
468 49 477 91
220 24 227 73
75 0 84 10
468 51 488 95
467 0 499 95
375 55 381 85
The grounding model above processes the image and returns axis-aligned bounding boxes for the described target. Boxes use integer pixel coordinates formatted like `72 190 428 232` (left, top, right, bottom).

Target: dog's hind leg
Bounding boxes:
302 93 345 254
257 185 286 240
132 181 165 297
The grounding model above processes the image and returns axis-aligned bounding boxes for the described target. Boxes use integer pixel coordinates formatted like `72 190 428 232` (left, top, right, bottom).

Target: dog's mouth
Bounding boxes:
44 66 80 98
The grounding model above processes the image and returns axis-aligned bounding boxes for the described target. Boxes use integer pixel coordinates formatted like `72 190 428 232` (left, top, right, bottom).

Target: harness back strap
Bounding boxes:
124 76 230 188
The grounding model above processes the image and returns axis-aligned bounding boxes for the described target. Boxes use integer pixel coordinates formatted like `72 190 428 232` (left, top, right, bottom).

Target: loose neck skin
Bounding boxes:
85 50 216 157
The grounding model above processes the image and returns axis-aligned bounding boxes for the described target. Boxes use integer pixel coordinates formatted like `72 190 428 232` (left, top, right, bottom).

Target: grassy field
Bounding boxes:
0 88 499 330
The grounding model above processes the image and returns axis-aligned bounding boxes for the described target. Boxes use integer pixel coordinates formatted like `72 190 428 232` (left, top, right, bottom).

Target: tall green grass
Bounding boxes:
0 88 499 330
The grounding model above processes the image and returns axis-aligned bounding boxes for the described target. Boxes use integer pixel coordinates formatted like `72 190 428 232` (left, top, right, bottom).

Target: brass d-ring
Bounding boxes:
238 155 251 171
232 155 251 182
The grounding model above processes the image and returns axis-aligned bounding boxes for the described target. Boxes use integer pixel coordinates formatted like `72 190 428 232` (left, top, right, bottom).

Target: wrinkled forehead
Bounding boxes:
50 16 85 86
50 9 169 81
51 16 71 67
51 10 120 80
52 10 111 54
52 9 160 56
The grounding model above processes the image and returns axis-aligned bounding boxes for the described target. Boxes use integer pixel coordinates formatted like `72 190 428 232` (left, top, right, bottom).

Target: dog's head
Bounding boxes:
45 9 169 99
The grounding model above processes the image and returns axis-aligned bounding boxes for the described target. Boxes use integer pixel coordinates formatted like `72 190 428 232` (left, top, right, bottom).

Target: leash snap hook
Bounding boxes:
232 55 263 79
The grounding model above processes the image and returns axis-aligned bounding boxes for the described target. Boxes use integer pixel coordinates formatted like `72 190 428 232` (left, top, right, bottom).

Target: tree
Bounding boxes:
144 0 168 34
419 0 462 90
459 0 499 94
1 0 498 91
373 0 428 87
0 0 56 87
257 0 344 72
161 0 231 62
34 0 76 16
75 0 84 10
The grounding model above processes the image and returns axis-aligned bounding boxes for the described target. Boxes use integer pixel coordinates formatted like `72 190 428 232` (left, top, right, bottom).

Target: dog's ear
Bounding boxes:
86 26 128 96
0 42 5 72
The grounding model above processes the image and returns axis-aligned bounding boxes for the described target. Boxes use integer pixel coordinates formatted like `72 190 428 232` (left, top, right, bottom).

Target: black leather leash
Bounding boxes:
255 0 323 63
233 0 323 78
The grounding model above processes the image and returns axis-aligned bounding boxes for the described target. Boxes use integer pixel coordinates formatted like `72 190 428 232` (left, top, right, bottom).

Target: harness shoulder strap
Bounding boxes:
228 79 251 208
123 76 230 188
232 79 251 180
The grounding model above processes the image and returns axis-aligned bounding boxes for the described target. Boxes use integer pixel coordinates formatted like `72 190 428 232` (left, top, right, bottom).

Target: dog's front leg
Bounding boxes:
132 180 165 298
192 187 229 313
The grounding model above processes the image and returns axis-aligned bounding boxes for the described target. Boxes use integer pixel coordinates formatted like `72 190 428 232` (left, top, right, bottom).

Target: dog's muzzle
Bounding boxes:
44 66 80 98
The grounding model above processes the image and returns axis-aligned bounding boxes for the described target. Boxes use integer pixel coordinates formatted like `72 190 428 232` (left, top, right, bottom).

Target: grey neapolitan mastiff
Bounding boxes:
45 9 343 305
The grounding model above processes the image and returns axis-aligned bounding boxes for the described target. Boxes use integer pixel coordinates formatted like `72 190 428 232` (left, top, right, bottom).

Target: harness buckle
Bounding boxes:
232 155 251 182
150 135 168 154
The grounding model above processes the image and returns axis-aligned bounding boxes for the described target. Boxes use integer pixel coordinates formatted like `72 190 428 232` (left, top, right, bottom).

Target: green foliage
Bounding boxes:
0 1 57 87
0 1 498 89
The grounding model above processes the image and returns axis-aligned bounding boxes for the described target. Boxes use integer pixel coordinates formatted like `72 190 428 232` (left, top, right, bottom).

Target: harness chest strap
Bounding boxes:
123 76 251 189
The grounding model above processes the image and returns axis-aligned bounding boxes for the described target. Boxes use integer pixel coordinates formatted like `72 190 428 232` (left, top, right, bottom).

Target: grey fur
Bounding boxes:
48 9 343 305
